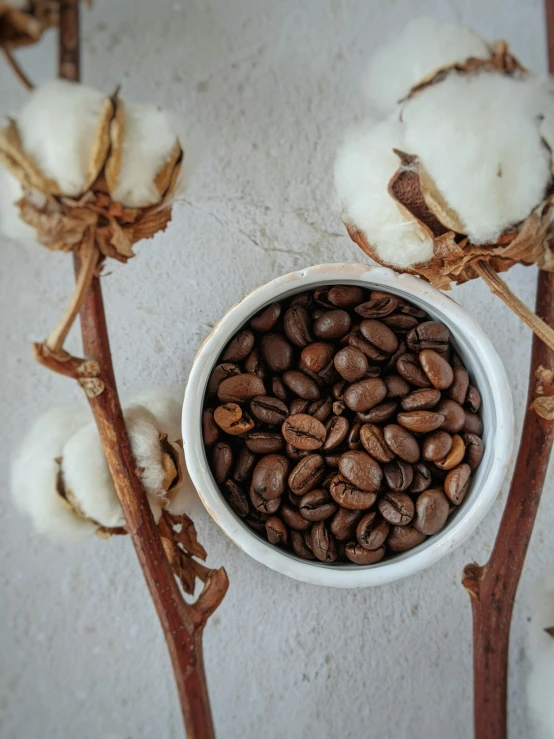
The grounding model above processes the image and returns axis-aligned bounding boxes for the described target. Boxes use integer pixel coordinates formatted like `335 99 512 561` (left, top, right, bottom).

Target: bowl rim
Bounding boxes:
182 263 514 587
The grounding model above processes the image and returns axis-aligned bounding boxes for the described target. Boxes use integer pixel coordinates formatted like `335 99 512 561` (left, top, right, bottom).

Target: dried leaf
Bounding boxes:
84 96 115 191
154 140 182 199
419 162 467 234
165 511 207 561
530 396 554 420
104 97 124 197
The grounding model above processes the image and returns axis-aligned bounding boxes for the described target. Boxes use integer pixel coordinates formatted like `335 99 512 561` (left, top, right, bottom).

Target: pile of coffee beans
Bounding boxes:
202 286 484 565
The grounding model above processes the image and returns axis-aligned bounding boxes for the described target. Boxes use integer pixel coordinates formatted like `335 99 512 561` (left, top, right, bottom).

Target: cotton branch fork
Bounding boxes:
29 3 228 738
461 6 554 732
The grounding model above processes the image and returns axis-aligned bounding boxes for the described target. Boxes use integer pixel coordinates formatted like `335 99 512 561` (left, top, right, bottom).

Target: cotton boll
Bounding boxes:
11 405 95 540
334 118 434 267
17 79 108 197
0 168 36 247
362 18 490 113
526 571 554 739
403 73 552 243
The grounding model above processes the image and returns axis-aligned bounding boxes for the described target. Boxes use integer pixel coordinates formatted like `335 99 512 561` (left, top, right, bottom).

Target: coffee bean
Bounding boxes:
419 349 454 390
465 385 482 413
249 482 281 514
435 399 465 433
261 333 294 372
382 314 419 332
345 543 386 564
286 443 309 462
444 463 472 505
333 380 346 400
323 415 350 451
400 388 441 411
214 403 255 435
344 378 387 412
324 453 341 469
334 346 369 382
396 353 431 388
250 395 289 425
397 410 445 433
212 442 233 484
355 296 398 318
384 340 407 373
224 479 250 518
288 454 326 495
291 292 313 309
283 305 313 347
207 363 241 395
330 474 377 510
423 431 452 462
462 433 484 470
410 462 432 493
281 505 311 531
357 512 390 550
222 329 255 362
435 434 465 470
448 366 470 405
360 319 399 354
246 509 270 535
387 525 426 552
243 348 266 378
333 400 346 415
202 409 220 446
311 521 338 562
245 431 284 454
282 414 326 450
301 342 335 373
413 489 450 535
384 425 420 463
378 492 414 526
283 370 321 400
385 374 411 398
217 373 266 403
407 322 450 353
290 399 309 415
266 516 288 545
359 424 395 463
308 396 333 422
328 285 365 307
272 376 289 402
233 447 257 484
299 489 337 522
313 310 352 340
290 530 316 559
330 507 363 540
338 451 383 492
348 331 388 361
357 401 398 424
251 455 289 500
463 410 483 436
383 459 414 492
250 303 282 332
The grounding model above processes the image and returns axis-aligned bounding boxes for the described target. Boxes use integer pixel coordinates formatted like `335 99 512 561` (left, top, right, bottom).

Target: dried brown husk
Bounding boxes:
0 1 58 48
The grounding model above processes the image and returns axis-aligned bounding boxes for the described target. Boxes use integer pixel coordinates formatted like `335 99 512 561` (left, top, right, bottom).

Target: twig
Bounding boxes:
2 46 34 90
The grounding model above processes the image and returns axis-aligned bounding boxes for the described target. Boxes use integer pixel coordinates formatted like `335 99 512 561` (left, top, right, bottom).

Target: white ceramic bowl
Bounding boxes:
183 264 514 587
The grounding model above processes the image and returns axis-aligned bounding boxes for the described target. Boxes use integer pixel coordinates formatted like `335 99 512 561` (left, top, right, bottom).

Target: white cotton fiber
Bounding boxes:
17 79 107 196
403 73 551 243
334 118 434 268
526 571 554 739
110 101 179 207
0 168 36 247
11 405 95 540
362 18 490 113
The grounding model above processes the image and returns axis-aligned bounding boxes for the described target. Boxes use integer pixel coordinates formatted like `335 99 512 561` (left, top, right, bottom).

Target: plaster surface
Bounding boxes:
1 1 552 738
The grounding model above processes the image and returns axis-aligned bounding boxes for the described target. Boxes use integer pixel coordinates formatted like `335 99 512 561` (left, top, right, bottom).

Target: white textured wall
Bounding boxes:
1 1 553 737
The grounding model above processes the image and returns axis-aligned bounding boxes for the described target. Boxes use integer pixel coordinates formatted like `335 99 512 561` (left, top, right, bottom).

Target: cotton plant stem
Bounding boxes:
2 47 34 89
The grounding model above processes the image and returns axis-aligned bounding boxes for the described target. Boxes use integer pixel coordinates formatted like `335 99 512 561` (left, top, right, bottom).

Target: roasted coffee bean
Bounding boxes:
217 373 266 403
299 365 327 389
299 489 337 522
328 285 365 307
313 310 352 340
250 395 289 425
344 378 387 412
359 424 395 463
261 333 294 373
355 296 398 318
281 505 311 531
400 388 441 411
378 492 414 526
330 507 363 540
212 442 233 484
435 399 466 434
207 363 241 395
338 451 383 492
435 434 465 470
423 431 452 462
360 319 399 354
383 459 414 492
311 521 338 562
265 516 288 545
250 303 282 332
288 489 304 507
233 447 257 484
290 530 316 559
313 288 334 308
333 401 346 416
214 403 255 435
288 454 326 495
272 376 289 402
282 414 326 450
387 525 426 552
384 425 420 463
311 308 325 319
290 399 309 415
224 479 250 518
407 321 450 353
384 340 408 373
397 410 445 434
413 489 449 535
324 453 341 469
251 455 289 500
330 474 377 510
334 346 369 382
345 543 385 564
323 415 350 451
396 353 431 388
222 329 255 362
348 331 388 361
357 512 390 550
282 370 321 400
357 401 398 424
465 385 482 413
291 292 313 309
419 349 454 390
444 463 472 505
462 432 484 470
448 366 470 405
385 374 411 398
410 462 432 494
308 397 333 422
283 305 313 347
333 380 346 400
346 421 362 450
245 431 284 454
286 443 310 462
301 342 335 373
202 409 220 446
463 410 483 436
317 360 339 385
243 348 266 378
249 484 281 515
246 509 270 534
382 314 419 332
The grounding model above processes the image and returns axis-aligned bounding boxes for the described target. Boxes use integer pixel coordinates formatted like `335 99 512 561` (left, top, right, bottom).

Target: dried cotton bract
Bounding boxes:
526 572 554 739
